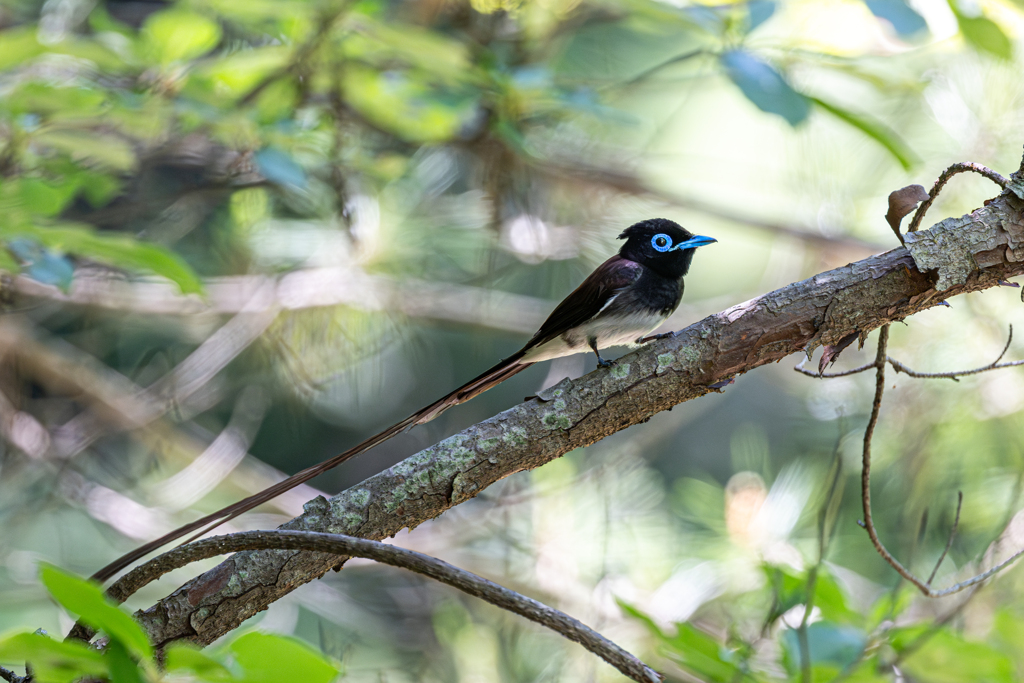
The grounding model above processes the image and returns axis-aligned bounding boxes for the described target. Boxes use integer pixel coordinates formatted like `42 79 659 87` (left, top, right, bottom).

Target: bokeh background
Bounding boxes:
3 0 1024 679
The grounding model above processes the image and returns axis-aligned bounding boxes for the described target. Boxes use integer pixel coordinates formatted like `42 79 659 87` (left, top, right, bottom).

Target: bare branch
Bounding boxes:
106 530 663 683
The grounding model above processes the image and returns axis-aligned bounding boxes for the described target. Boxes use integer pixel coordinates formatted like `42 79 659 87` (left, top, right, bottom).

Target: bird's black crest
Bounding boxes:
617 218 689 240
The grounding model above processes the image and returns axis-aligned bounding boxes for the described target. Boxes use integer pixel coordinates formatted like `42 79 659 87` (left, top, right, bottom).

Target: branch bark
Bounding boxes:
133 182 1024 648
109 530 662 683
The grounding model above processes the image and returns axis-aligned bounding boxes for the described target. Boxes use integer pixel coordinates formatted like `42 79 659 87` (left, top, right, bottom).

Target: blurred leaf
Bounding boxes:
27 254 74 291
721 50 810 126
8 178 82 217
950 4 1012 60
896 628 1014 683
143 10 222 64
256 148 307 189
12 240 76 291
0 28 43 70
33 130 136 172
747 0 776 31
0 631 107 683
165 643 234 682
781 622 866 673
665 623 744 681
107 640 145 683
344 17 473 85
2 84 106 117
6 223 205 295
813 570 859 625
619 602 742 682
226 632 340 683
194 46 291 100
811 97 915 169
866 587 915 627
342 66 473 142
40 564 153 662
863 0 927 36
0 243 19 273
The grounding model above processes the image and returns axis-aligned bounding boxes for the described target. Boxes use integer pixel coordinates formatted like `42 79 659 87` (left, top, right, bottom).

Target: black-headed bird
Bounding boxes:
94 218 715 581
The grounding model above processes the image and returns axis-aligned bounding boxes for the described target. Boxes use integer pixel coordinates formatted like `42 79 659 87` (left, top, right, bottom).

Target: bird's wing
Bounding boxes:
525 255 643 349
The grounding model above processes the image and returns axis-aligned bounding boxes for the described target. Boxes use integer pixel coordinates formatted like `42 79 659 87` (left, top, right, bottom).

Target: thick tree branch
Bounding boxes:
107 530 662 683
133 185 1024 648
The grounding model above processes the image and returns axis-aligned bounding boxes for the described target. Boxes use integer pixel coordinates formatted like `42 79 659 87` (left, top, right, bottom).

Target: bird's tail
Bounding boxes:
91 353 533 583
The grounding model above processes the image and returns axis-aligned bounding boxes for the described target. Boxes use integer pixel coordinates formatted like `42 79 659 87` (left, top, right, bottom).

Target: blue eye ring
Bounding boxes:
651 233 673 252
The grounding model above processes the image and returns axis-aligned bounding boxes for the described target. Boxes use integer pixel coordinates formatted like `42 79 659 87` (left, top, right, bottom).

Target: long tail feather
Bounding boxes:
91 353 532 583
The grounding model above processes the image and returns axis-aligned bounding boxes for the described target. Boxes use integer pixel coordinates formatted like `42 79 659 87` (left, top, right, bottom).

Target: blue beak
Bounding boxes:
672 235 717 251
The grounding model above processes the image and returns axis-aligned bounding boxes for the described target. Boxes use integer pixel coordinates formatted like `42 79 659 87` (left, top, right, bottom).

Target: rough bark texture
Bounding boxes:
135 187 1024 649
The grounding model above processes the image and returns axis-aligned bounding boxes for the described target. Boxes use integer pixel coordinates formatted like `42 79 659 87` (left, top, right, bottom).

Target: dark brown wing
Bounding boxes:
525 255 643 349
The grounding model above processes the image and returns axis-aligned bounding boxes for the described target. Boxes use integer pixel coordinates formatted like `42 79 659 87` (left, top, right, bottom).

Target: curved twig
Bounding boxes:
104 530 663 683
907 162 1009 234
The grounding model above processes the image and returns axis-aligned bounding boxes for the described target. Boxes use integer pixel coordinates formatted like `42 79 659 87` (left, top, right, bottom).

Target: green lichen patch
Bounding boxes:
542 411 572 430
477 436 501 452
657 353 675 372
610 362 630 379
347 488 371 507
502 426 527 446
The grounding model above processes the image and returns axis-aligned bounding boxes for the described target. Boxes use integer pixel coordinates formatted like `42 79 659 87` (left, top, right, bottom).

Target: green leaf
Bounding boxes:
143 10 222 64
812 570 860 625
7 178 82 217
0 631 107 683
342 66 473 142
897 628 1014 683
164 643 234 682
811 96 916 170
721 50 810 126
227 632 340 683
0 223 204 295
107 640 145 683
948 1 1012 61
39 564 154 662
32 130 136 172
0 243 20 273
0 28 43 70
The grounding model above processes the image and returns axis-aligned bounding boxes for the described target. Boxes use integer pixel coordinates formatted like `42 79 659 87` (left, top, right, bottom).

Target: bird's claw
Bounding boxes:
597 357 616 368
638 331 677 344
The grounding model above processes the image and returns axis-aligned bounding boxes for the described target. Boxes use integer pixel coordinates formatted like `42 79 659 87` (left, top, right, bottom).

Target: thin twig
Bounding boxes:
888 325 1017 381
96 530 662 683
857 327 1024 597
926 492 962 587
907 162 1009 234
795 326 1020 381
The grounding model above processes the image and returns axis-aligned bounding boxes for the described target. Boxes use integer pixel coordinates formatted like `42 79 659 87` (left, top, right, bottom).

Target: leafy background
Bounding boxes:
2 0 1024 680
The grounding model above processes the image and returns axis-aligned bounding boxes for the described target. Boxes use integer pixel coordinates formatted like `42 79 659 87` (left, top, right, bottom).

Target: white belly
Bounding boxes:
519 309 669 363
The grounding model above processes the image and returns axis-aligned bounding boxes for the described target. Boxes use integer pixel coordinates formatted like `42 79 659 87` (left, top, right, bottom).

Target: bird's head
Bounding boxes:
617 218 716 279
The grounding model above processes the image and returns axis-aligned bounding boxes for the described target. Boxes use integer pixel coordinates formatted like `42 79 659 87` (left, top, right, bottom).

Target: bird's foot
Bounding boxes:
638 330 677 344
596 356 617 368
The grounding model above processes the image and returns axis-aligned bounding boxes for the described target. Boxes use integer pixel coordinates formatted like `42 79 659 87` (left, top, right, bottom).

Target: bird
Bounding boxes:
92 218 715 582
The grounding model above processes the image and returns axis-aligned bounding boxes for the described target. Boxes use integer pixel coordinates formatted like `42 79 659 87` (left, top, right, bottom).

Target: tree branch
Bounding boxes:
106 530 662 683
132 186 1024 648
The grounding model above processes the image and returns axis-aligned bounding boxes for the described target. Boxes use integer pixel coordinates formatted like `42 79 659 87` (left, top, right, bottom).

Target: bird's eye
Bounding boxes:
651 234 672 252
